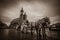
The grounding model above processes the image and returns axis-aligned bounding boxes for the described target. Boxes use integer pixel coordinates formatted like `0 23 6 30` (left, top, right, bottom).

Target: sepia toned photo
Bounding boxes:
0 0 60 40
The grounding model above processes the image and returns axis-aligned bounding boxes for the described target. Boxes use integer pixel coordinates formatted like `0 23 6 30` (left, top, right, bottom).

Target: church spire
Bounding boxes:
20 8 24 12
20 8 24 18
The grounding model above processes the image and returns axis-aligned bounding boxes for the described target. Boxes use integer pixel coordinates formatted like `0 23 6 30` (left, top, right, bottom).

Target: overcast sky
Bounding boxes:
0 0 60 25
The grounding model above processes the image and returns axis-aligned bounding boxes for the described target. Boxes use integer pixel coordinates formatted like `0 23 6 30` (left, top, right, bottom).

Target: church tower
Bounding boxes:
23 12 27 20
20 8 24 19
20 8 27 21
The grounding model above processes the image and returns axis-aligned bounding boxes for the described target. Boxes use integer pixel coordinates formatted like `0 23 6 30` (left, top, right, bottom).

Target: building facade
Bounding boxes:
9 8 29 29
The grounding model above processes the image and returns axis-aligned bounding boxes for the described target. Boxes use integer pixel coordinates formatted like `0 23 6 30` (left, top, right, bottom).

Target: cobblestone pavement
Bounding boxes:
0 29 60 40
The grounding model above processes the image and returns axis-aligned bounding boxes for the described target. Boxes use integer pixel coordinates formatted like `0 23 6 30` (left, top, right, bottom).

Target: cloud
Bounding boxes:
50 15 60 24
0 0 60 25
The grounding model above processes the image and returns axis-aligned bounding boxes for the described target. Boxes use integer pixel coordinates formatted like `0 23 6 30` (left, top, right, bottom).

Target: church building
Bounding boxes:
9 8 29 29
